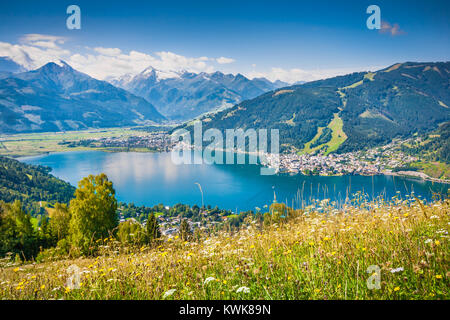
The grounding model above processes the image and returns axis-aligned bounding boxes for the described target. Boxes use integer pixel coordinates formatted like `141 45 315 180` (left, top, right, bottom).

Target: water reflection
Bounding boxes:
20 151 449 211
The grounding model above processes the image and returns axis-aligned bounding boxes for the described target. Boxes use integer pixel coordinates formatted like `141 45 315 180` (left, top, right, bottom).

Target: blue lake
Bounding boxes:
20 151 449 211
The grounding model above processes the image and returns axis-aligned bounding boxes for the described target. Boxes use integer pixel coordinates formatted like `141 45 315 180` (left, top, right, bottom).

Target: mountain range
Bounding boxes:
109 67 289 120
1 59 449 155
0 61 165 133
180 62 450 153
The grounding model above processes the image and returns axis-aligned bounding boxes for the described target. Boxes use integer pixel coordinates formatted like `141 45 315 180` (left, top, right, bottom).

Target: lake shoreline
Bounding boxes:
16 148 450 186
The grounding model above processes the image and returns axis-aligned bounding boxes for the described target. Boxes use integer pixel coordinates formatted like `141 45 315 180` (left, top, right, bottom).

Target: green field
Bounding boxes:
0 127 157 157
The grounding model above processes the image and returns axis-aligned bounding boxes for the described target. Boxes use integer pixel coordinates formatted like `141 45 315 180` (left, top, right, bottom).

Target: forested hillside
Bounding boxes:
401 122 450 164
0 156 75 204
181 62 450 153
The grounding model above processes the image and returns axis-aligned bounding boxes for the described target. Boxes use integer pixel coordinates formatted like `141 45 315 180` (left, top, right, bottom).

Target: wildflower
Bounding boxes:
435 275 443 279
65 287 71 293
314 289 321 293
394 287 400 292
425 239 433 244
41 285 45 290
163 289 176 298
390 267 404 273
13 267 19 272
236 286 250 294
204 277 216 285
435 240 440 246
250 245 255 249
223 280 227 284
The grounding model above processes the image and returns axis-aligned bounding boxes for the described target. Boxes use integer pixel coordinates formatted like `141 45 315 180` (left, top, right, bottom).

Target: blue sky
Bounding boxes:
0 0 449 82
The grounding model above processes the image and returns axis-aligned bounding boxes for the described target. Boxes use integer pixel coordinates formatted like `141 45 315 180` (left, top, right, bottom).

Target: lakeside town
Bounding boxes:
68 131 448 183
64 131 175 152
267 141 418 176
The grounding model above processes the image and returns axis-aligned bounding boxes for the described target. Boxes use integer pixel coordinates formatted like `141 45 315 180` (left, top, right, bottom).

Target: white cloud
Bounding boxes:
0 34 70 70
0 34 225 79
0 34 380 84
66 50 217 79
93 47 122 56
216 57 235 64
247 66 380 84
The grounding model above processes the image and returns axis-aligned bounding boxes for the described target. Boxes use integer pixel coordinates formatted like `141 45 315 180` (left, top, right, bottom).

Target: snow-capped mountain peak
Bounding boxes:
140 66 181 81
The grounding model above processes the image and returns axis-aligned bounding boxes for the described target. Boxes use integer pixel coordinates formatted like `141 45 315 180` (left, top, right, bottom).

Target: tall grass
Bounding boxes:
0 196 448 300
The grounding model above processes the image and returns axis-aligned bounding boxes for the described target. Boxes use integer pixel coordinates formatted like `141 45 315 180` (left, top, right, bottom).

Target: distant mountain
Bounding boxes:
0 61 165 133
110 67 288 120
180 62 450 153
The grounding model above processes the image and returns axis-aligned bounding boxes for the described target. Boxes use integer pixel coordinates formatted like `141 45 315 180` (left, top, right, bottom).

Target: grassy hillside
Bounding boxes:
1 198 448 300
301 113 347 155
